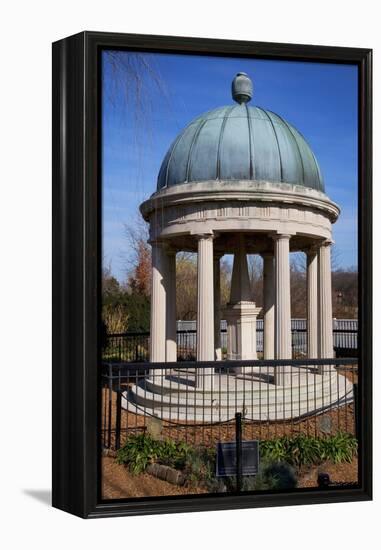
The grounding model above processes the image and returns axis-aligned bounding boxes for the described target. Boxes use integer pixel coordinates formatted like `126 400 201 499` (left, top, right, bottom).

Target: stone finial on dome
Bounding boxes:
232 72 253 104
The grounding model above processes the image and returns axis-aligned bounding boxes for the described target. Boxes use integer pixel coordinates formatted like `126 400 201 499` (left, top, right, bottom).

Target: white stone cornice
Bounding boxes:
140 180 340 223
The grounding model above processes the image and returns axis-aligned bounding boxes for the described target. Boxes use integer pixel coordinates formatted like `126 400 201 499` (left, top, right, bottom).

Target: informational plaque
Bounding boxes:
216 440 259 477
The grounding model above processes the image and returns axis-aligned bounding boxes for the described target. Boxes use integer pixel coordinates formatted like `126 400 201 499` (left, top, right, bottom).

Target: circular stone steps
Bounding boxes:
122 370 353 422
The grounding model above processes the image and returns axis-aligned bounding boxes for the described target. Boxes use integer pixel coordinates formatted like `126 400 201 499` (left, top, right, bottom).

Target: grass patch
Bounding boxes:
260 433 357 467
116 433 192 474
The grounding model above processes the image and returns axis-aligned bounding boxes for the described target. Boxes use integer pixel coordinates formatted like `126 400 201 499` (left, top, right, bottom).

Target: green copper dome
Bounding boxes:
157 73 324 193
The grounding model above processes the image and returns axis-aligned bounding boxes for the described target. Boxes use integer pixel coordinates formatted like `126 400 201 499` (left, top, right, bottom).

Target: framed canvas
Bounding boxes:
52 31 372 518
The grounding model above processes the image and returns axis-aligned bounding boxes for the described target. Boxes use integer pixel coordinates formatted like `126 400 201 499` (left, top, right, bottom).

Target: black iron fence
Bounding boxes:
104 331 150 363
103 323 358 363
101 358 358 451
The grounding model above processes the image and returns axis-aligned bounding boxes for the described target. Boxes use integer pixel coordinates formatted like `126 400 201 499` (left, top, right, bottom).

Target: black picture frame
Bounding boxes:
52 31 372 519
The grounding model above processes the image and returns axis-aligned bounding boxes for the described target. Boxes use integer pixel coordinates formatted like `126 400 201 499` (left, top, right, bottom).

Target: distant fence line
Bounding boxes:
104 318 358 363
177 318 358 354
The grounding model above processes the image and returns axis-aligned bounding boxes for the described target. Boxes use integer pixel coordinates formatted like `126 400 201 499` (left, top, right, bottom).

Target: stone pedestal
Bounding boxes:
224 301 261 364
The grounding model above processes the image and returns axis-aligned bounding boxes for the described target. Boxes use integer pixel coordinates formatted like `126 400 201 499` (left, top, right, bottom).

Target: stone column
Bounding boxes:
318 240 334 362
262 252 275 360
306 247 318 359
196 234 215 390
165 249 177 363
214 254 222 361
150 242 167 375
274 234 292 385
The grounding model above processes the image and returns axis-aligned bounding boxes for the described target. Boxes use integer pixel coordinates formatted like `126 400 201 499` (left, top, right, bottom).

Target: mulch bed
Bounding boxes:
102 456 206 499
102 456 358 499
297 458 358 488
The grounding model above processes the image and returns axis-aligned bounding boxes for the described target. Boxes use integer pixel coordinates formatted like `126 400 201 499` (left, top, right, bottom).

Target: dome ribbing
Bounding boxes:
157 74 324 193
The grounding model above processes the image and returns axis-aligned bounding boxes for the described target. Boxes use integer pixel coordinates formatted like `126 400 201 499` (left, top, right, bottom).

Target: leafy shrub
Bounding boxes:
154 438 192 470
320 432 358 463
116 433 192 474
183 447 296 493
116 433 159 474
183 446 217 489
253 461 297 491
259 433 357 467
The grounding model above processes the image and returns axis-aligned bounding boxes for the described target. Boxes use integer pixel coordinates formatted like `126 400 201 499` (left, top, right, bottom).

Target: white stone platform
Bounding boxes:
122 367 353 422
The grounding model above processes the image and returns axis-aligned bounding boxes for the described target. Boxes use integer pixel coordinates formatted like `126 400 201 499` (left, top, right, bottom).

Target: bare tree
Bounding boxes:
123 219 151 292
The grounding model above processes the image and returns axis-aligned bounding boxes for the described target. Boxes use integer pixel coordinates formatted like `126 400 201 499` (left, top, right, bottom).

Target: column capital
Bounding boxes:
304 243 319 256
148 239 177 255
320 238 334 248
272 233 292 241
193 231 215 241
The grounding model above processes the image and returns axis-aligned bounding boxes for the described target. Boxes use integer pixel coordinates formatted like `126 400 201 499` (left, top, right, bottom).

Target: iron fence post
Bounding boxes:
235 412 242 492
115 387 122 450
353 382 359 439
107 363 113 449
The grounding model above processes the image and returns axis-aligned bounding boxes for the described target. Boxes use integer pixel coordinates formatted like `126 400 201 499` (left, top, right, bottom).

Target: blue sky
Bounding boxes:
102 51 358 282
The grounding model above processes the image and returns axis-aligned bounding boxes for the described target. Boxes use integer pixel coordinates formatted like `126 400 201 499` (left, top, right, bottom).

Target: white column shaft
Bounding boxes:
165 252 177 362
318 241 334 359
263 254 275 360
214 256 222 361
150 243 166 364
274 235 292 385
196 235 215 389
307 249 318 358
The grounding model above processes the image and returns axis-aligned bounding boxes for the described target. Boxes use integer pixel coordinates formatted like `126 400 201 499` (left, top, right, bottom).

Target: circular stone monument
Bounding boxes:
123 72 353 421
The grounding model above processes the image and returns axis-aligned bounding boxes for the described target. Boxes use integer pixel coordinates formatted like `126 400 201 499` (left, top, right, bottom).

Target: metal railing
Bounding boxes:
101 358 358 451
103 324 358 363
